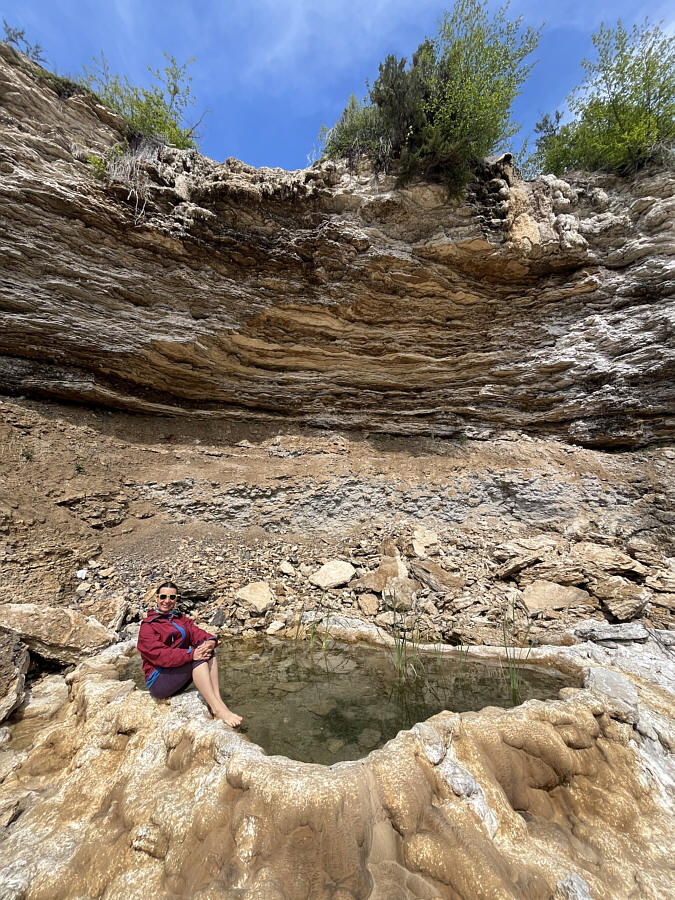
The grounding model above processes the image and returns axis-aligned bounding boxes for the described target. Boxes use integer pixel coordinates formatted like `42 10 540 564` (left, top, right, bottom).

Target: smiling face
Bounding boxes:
156 585 178 614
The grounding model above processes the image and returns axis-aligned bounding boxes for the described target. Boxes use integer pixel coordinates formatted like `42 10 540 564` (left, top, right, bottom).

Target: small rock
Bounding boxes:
210 609 226 628
309 560 355 590
278 560 295 576
410 526 439 558
357 593 379 616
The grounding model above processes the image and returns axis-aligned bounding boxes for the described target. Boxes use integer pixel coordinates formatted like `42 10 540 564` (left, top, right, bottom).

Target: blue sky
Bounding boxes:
5 0 673 169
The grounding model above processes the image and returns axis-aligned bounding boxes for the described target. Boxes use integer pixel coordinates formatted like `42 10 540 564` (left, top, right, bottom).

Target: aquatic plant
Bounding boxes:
501 598 533 705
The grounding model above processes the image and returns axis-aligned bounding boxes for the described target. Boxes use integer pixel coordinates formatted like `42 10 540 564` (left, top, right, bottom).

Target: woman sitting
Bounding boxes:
137 581 242 727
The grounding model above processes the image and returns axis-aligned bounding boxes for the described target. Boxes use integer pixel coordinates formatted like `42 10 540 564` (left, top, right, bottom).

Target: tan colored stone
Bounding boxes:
357 593 379 616
308 560 355 590
522 581 591 613
352 554 407 594
234 582 274 616
569 542 647 577
592 576 650 622
409 560 466 593
0 603 115 663
0 637 671 898
0 634 29 724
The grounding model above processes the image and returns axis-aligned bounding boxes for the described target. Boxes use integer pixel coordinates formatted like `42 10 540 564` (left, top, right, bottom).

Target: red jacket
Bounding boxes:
137 610 217 684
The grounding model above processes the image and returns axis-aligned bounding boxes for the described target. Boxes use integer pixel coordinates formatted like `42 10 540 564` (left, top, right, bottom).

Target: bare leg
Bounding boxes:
192 658 242 727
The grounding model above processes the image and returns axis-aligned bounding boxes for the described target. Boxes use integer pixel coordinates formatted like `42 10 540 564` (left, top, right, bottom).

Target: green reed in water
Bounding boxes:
501 598 534 705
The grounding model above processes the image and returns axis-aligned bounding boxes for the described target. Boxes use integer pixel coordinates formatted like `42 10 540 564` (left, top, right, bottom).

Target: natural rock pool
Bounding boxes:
125 637 574 764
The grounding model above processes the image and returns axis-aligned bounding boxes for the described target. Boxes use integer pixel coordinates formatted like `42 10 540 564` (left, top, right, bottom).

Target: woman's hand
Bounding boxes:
193 640 215 661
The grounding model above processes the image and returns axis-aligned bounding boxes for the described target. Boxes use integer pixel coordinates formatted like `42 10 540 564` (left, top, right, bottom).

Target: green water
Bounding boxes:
125 637 573 765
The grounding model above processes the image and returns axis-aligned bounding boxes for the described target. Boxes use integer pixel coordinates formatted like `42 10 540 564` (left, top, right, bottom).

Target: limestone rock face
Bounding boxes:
0 637 672 899
0 603 115 663
0 44 673 448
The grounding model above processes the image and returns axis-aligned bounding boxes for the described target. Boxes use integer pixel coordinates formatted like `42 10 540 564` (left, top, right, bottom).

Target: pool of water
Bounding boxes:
124 637 575 765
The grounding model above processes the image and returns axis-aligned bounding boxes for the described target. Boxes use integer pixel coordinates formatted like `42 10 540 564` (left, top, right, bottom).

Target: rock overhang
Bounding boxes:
1 44 674 449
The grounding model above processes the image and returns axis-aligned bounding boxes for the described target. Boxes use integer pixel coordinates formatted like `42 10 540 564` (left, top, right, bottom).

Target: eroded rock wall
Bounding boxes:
1 44 673 447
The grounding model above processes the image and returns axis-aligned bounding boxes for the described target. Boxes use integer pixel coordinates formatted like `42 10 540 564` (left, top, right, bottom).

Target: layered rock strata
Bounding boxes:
0 627 673 899
1 43 673 447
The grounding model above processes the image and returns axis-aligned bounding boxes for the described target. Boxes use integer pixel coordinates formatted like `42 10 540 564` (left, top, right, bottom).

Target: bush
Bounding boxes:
320 0 541 192
530 20 675 176
81 52 199 149
2 18 45 63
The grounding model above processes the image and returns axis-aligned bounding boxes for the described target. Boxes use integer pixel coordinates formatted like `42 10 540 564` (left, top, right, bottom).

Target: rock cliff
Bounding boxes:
1 42 673 448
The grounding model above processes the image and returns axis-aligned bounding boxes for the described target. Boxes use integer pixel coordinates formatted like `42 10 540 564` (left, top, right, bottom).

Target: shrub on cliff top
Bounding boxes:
320 0 541 192
529 19 675 176
2 19 45 63
81 51 199 150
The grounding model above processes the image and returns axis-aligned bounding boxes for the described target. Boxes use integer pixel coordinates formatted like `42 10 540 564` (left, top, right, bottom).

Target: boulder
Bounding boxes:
78 594 129 632
591 576 649 621
0 604 115 664
0 634 29 724
308 560 355 590
522 581 591 613
235 582 274 616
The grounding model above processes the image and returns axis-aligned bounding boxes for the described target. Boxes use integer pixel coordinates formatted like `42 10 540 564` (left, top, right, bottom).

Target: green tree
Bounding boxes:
81 52 199 149
320 0 541 191
530 19 675 176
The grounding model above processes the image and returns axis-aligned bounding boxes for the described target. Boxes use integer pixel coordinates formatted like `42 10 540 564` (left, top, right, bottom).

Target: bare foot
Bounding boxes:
212 705 242 728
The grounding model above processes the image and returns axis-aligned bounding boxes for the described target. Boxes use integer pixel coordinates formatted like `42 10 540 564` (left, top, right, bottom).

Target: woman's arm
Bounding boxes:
137 623 196 668
184 617 218 648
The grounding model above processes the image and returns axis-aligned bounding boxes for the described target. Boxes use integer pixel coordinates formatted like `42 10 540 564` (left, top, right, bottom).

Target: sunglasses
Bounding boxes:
158 593 178 600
